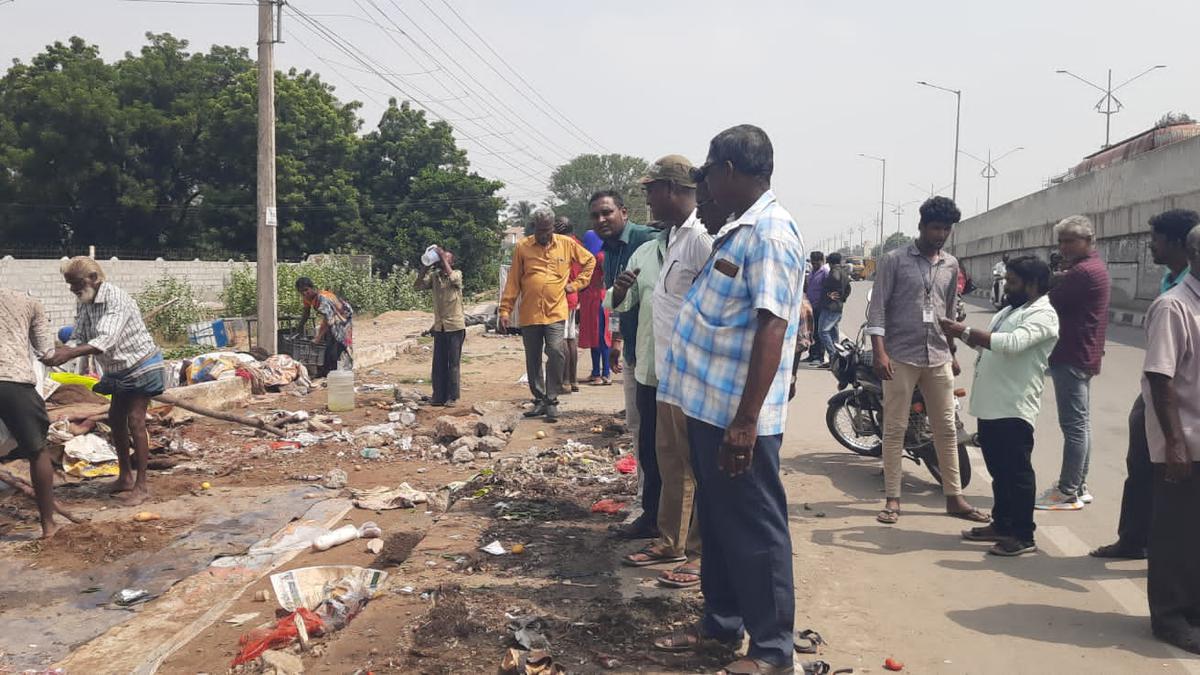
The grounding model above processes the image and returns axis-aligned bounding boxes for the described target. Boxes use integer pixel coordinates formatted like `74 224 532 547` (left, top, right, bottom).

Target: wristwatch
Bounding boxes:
962 327 973 347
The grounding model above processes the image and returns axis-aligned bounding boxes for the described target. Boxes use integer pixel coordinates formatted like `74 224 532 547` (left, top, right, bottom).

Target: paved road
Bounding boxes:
782 281 1200 673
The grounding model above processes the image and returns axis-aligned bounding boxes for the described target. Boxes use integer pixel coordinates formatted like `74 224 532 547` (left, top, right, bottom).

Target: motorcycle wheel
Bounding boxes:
917 443 973 489
826 390 883 457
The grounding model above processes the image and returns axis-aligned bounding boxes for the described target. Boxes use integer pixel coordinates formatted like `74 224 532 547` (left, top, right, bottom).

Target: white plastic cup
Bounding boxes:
421 246 441 267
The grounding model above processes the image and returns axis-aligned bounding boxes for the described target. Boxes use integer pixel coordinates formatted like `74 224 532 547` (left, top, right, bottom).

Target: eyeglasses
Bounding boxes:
693 162 714 183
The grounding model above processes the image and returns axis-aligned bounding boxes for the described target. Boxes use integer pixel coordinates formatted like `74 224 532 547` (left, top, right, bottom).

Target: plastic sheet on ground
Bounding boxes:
350 483 430 510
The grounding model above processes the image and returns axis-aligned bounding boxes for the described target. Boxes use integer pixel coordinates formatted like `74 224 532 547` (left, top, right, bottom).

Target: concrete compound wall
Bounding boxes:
949 134 1200 323
0 257 250 329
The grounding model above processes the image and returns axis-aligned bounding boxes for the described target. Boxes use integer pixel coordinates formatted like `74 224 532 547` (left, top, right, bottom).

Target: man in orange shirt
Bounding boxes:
500 209 595 422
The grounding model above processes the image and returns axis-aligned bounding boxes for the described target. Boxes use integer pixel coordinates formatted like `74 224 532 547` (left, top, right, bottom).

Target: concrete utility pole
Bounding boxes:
256 0 279 353
1055 65 1166 149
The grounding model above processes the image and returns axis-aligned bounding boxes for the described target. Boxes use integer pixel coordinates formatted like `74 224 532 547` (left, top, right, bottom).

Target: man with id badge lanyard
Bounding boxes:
866 196 990 525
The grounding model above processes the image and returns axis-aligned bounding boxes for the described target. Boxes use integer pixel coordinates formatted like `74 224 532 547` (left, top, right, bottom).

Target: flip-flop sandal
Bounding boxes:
720 657 795 674
948 508 991 523
622 545 687 568
876 508 900 524
1089 543 1147 559
657 564 701 588
794 629 826 654
801 661 831 675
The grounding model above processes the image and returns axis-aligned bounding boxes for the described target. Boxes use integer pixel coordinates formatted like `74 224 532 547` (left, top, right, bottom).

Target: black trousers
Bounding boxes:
1148 463 1200 654
1116 395 1152 551
320 340 348 378
635 383 660 523
978 417 1036 541
687 417 793 666
431 329 465 404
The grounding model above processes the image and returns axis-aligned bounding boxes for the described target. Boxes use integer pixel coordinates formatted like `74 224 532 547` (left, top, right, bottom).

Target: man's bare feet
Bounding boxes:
116 486 150 506
106 478 135 494
39 522 61 540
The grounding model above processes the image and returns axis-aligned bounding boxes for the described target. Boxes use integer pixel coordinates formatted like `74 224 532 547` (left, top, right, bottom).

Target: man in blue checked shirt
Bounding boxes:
653 125 803 675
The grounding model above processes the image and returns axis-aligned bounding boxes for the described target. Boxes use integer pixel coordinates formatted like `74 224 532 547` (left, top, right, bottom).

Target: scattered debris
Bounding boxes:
614 455 637 474
480 540 507 556
452 448 476 464
254 590 272 603
498 648 566 675
133 511 161 522
366 539 384 554
884 657 905 671
508 615 551 650
359 447 381 460
350 483 430 510
312 524 361 552
323 468 348 489
111 588 151 607
260 648 305 674
590 499 626 515
358 521 382 538
224 612 260 627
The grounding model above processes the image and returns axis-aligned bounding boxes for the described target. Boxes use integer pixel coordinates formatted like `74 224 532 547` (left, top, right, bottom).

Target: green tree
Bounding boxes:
872 232 913 257
507 199 536 226
548 154 650 228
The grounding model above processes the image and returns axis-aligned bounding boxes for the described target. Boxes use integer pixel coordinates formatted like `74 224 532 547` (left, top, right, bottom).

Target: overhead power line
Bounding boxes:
286 4 550 193
369 0 577 164
434 0 607 153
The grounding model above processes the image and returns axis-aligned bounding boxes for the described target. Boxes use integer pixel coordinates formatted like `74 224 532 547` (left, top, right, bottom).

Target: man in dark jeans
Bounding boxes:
415 246 466 407
816 252 851 369
1092 209 1197 559
942 256 1059 556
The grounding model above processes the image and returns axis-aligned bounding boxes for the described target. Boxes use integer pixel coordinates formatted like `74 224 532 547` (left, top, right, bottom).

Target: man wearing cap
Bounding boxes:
616 156 714 590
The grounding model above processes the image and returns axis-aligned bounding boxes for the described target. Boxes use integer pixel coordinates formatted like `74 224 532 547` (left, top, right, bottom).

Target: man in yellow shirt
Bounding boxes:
500 209 595 421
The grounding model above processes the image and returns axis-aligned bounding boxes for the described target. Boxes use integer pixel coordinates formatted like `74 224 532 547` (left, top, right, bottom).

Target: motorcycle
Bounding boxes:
824 313 975 488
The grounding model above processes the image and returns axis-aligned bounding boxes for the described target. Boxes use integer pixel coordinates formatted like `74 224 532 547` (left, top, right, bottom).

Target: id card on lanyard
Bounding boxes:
921 257 938 324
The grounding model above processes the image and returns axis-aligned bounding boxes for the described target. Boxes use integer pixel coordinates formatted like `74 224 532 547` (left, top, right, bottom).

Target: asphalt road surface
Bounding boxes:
782 281 1200 674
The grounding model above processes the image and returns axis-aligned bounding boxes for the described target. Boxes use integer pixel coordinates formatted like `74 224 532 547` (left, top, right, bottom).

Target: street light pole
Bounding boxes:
959 146 1024 211
1055 65 1167 148
917 81 962 202
859 153 886 254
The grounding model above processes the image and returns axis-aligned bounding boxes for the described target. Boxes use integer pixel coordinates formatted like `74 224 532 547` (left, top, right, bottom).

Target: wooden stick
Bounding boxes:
152 394 287 437
0 468 87 524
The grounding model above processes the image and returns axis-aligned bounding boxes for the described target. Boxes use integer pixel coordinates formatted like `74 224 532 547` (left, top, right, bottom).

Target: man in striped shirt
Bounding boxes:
44 257 164 505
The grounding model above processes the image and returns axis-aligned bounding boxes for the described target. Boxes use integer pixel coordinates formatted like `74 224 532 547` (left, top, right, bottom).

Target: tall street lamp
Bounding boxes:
858 153 886 255
960 146 1024 211
917 80 962 203
1055 65 1167 148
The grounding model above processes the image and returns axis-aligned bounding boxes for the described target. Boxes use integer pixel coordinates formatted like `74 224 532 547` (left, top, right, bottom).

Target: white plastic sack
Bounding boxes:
64 434 119 464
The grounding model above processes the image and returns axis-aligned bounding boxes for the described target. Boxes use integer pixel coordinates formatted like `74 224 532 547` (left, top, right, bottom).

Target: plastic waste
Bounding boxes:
327 368 356 412
358 521 382 539
312 524 360 551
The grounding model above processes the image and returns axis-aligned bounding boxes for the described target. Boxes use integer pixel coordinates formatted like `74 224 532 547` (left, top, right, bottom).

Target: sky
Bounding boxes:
3 0 1199 251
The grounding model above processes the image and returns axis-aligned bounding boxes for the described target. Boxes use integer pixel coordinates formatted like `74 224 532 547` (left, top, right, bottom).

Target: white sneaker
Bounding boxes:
1034 485 1083 511
1078 485 1094 504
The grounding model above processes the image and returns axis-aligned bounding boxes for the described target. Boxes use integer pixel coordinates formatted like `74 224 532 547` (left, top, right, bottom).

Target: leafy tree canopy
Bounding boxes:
547 153 650 229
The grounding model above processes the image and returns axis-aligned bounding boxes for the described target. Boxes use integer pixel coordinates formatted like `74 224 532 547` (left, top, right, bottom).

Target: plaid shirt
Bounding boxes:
73 282 158 373
658 190 805 436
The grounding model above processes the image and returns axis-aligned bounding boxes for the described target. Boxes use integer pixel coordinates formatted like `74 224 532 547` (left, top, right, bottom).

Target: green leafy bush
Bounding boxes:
222 258 429 319
136 275 214 342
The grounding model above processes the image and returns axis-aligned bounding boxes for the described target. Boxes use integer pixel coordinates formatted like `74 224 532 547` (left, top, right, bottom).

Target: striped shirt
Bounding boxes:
658 190 805 436
73 282 158 373
0 289 54 385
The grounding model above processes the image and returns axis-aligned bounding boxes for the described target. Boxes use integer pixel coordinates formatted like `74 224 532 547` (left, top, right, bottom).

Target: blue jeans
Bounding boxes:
687 417 794 667
1050 363 1093 494
818 309 843 359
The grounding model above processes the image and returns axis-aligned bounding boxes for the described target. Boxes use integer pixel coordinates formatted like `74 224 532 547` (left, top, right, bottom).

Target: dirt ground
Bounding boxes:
1 312 724 673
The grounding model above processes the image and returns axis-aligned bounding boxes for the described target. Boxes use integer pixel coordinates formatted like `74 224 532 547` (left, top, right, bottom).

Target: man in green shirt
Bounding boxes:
940 255 1059 556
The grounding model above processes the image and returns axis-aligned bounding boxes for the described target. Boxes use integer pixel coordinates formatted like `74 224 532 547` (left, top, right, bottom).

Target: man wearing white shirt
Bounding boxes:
619 155 714 589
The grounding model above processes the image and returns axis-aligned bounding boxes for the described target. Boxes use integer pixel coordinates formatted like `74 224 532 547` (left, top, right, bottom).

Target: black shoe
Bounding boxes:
962 525 1007 542
610 515 661 540
523 401 547 418
445 399 458 408
545 404 560 422
1089 542 1147 559
989 538 1037 557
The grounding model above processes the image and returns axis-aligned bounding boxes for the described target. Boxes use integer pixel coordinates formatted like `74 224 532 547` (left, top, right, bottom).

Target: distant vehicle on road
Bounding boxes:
845 256 866 280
